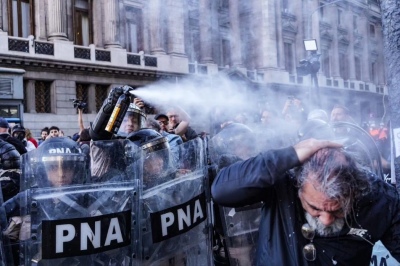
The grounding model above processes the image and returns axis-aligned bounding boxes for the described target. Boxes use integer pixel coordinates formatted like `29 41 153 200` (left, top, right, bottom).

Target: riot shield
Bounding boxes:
330 123 400 264
217 204 261 265
0 180 14 266
138 138 212 265
331 122 384 179
19 139 140 266
208 124 262 265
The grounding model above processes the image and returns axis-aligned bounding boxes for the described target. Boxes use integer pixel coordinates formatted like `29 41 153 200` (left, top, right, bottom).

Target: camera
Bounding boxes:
71 99 87 110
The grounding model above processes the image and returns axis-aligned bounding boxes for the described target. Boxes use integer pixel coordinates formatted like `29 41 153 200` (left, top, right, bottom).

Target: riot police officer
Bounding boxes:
125 128 172 189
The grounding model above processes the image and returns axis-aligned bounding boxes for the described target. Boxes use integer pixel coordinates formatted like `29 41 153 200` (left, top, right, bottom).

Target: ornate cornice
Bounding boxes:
0 54 179 81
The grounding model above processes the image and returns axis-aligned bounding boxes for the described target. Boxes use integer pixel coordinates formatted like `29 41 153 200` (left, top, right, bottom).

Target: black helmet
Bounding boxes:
126 128 169 154
30 137 87 187
126 128 172 188
210 123 255 162
12 124 26 141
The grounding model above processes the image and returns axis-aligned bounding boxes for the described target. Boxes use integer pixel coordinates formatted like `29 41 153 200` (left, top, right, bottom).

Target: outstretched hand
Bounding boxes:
294 138 342 163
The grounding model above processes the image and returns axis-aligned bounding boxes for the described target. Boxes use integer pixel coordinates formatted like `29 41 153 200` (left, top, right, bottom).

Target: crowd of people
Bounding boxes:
0 89 398 265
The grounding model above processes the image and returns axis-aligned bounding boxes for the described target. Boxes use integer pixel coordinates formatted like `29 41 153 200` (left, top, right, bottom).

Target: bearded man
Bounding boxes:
211 138 400 265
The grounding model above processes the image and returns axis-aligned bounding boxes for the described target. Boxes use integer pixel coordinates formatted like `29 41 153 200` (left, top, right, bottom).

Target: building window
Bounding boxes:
322 50 330 77
221 39 231 67
355 56 361 80
125 6 143 53
8 0 34 38
35 81 52 113
95 85 108 112
76 83 89 114
284 42 294 74
339 53 349 80
370 24 375 38
371 62 376 83
74 11 90 45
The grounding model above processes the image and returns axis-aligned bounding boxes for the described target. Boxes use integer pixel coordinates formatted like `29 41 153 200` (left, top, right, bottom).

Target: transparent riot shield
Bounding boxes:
331 122 384 179
218 204 261 265
0 181 14 266
19 139 139 266
207 124 262 265
137 138 212 265
330 123 400 264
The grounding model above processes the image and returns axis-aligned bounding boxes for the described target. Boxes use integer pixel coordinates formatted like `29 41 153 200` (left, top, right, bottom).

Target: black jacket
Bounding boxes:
0 133 27 155
0 139 21 170
211 147 400 266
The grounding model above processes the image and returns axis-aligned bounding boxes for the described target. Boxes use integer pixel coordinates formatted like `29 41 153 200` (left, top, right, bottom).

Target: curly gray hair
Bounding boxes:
297 148 373 217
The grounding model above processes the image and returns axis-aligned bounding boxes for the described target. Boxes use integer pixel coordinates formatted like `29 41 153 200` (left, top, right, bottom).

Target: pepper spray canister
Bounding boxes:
105 86 133 133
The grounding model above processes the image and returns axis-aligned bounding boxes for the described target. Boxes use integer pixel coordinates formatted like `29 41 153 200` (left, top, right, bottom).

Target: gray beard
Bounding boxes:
305 212 345 236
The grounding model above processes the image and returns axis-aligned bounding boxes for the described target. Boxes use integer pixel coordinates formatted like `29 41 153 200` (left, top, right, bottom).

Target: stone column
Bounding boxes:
229 0 242 66
92 0 103 47
360 14 370 82
34 0 47 40
347 11 356 80
251 0 278 69
199 0 213 63
167 0 185 56
327 4 340 78
26 80 36 113
375 24 385 85
103 0 121 49
47 0 68 41
148 0 165 54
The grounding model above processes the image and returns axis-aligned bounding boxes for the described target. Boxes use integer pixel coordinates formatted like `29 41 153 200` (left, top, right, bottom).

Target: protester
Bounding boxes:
25 128 38 148
38 127 49 146
211 136 400 265
330 104 356 124
0 118 27 155
46 126 60 139
0 139 21 201
166 106 198 142
11 125 35 152
154 113 170 132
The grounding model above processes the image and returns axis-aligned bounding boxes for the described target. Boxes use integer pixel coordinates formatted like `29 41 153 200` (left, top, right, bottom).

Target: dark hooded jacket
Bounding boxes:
211 147 400 266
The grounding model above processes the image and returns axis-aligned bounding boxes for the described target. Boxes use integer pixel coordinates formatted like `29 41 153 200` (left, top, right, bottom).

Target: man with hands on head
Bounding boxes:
211 136 400 265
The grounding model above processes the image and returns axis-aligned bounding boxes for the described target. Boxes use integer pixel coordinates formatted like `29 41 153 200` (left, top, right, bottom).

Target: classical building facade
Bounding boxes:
0 0 386 137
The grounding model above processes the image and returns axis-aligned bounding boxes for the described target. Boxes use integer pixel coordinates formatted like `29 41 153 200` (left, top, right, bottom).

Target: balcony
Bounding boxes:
0 33 165 72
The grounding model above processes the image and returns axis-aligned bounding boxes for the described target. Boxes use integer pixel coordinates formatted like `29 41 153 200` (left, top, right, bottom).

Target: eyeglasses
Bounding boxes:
158 120 169 125
301 223 316 261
